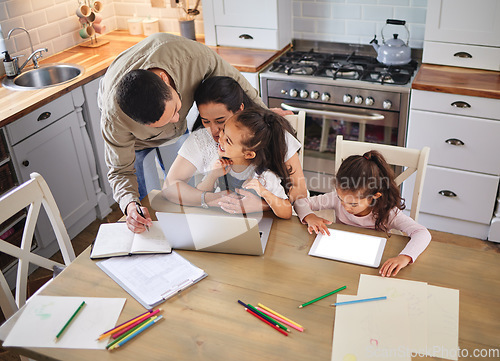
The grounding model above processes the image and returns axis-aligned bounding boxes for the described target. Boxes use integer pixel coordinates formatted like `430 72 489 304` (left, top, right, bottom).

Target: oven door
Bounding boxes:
268 98 400 193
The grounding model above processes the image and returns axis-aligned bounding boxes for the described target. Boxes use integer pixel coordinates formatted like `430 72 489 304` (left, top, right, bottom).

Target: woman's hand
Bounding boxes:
242 179 266 197
269 108 293 116
125 202 153 233
303 214 332 235
379 255 412 277
217 188 268 214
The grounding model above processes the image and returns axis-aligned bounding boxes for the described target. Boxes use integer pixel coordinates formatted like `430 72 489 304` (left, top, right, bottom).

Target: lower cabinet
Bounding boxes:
5 90 97 253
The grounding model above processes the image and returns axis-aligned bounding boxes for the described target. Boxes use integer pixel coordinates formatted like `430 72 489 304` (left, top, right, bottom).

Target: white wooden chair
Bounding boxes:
284 110 306 166
0 173 76 320
335 135 430 221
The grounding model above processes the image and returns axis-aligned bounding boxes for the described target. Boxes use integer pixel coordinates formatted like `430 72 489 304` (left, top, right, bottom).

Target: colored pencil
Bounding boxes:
112 309 161 339
98 309 154 340
106 316 157 349
298 285 347 308
238 301 290 332
256 307 304 332
257 303 304 329
331 296 387 306
244 308 288 336
55 301 86 341
110 316 164 350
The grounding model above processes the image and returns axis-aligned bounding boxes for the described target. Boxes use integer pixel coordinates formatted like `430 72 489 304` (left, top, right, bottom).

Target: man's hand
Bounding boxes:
125 202 153 233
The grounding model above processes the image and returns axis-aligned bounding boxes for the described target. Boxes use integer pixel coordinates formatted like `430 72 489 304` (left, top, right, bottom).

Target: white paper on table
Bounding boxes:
426 285 459 360
331 294 411 361
3 296 126 349
357 274 428 354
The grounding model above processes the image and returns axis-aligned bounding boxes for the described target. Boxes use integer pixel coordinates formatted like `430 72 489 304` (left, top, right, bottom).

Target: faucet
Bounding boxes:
7 27 48 74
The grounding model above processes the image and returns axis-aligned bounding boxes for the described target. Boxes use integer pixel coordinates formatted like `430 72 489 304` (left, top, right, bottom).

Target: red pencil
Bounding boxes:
112 309 161 339
245 308 288 336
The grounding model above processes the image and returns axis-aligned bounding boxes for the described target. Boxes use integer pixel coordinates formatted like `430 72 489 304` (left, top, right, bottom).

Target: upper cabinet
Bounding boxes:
202 0 291 50
423 0 500 71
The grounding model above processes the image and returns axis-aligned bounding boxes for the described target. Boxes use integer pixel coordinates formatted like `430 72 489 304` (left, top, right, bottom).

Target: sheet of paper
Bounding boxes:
357 274 428 353
3 296 126 349
331 294 411 361
130 222 171 253
426 285 459 360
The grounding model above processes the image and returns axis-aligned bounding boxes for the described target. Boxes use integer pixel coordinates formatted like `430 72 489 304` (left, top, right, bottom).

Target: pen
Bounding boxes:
331 296 387 306
298 285 347 308
55 301 86 341
135 202 149 232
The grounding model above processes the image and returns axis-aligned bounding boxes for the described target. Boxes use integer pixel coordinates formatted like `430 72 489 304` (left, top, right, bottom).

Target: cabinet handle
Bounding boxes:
451 101 471 109
445 138 465 146
238 34 254 40
453 52 472 58
438 190 457 198
22 160 30 167
37 111 51 121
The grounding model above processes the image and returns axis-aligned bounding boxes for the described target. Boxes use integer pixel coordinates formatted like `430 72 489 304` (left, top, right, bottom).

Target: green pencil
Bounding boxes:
298 286 347 308
55 301 86 341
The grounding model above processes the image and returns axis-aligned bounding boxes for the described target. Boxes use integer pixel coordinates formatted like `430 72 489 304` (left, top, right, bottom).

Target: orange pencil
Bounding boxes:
98 309 154 340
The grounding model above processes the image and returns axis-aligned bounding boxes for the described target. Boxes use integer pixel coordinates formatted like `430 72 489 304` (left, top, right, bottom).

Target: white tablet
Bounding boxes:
308 229 387 268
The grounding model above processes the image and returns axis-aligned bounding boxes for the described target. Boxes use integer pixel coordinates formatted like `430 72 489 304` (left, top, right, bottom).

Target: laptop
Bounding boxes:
156 212 273 256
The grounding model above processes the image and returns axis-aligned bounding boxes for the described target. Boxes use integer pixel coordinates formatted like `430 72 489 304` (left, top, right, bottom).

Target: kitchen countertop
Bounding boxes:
0 30 290 128
412 63 500 99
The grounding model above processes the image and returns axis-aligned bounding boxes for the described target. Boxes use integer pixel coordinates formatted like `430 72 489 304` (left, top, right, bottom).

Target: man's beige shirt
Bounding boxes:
98 33 265 213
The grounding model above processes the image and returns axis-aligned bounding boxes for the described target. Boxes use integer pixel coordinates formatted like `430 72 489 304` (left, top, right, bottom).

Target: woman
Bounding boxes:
163 76 307 213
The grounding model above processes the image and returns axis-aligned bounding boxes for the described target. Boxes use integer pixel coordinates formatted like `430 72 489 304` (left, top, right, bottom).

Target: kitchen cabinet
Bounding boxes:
82 76 115 217
202 0 291 50
404 90 500 239
423 0 500 71
5 90 97 251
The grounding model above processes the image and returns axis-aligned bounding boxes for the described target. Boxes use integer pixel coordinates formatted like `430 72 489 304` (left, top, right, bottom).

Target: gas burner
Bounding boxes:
284 65 316 75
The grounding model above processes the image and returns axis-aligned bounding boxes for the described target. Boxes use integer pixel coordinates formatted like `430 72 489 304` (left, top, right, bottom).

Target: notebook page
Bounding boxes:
130 222 171 254
91 223 134 258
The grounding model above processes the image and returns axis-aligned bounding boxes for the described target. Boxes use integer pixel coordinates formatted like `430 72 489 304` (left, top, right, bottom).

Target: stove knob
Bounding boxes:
310 91 320 100
354 95 363 105
281 89 287 94
383 100 392 110
343 94 352 103
289 89 298 98
365 97 375 106
300 90 309 99
321 93 331 102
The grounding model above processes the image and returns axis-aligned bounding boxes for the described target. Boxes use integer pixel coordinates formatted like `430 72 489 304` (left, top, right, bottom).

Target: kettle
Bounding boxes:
370 19 411 66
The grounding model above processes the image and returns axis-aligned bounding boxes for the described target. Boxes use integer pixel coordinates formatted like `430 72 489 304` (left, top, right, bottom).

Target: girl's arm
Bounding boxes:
293 192 338 223
285 153 308 204
244 179 292 219
196 158 231 192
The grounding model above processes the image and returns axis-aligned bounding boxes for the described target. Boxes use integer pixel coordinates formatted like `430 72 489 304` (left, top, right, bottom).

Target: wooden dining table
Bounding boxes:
1 191 499 361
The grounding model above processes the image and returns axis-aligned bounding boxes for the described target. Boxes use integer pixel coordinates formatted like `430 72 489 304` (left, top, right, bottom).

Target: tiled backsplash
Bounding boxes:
0 0 427 76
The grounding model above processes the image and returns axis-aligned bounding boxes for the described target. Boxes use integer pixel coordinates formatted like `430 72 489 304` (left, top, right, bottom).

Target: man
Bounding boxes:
98 32 265 233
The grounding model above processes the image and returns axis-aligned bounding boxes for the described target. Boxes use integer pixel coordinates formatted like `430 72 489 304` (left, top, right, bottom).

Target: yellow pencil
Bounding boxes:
257 303 304 330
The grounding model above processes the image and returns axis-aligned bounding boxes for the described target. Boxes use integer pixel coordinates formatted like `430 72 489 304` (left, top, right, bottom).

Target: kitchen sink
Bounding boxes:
2 63 84 91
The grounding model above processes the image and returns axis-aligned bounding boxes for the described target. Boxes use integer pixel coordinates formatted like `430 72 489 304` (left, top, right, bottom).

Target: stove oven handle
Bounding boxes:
281 103 385 121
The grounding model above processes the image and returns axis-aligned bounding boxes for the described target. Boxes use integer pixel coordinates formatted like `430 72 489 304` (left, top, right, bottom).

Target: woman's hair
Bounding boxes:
192 76 256 130
116 69 173 125
232 107 296 194
335 150 405 232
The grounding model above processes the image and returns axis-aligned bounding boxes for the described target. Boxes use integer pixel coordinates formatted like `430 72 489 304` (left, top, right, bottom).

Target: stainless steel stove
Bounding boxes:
260 41 419 193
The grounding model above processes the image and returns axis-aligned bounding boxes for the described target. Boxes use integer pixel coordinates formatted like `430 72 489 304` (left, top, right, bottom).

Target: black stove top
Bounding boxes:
269 50 418 85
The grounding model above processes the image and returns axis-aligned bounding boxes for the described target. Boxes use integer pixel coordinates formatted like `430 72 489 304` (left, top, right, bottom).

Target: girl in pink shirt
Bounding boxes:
293 150 431 277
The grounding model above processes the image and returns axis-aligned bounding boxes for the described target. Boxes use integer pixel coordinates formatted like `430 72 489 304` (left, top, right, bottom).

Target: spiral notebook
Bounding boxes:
97 252 207 309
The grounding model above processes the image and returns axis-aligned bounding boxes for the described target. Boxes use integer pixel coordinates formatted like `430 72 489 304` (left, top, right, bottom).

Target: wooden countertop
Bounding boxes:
0 30 290 128
412 63 500 99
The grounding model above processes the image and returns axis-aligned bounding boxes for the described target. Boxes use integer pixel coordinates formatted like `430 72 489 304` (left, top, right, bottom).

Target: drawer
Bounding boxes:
216 26 280 50
422 41 500 71
6 93 74 145
410 90 500 120
407 109 500 175
403 165 499 224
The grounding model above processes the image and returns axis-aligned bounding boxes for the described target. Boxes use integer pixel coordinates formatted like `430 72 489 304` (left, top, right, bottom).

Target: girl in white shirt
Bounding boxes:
197 107 294 219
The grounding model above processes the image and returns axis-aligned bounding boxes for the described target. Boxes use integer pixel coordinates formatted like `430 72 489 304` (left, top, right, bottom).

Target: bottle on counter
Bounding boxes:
3 50 17 78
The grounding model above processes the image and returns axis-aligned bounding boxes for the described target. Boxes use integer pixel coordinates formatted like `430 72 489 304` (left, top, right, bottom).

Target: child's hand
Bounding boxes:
210 157 232 178
303 214 332 235
242 178 266 197
379 255 412 277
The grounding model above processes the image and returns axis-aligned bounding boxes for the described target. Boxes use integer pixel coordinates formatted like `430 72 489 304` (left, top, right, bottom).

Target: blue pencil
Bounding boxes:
109 315 163 350
331 296 387 306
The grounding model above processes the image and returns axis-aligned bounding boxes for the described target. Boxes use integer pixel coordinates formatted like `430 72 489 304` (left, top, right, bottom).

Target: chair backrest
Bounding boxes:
0 173 75 319
335 135 430 221
284 110 306 166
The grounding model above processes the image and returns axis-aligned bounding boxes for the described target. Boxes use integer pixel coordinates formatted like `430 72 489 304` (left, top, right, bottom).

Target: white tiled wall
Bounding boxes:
293 0 427 48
